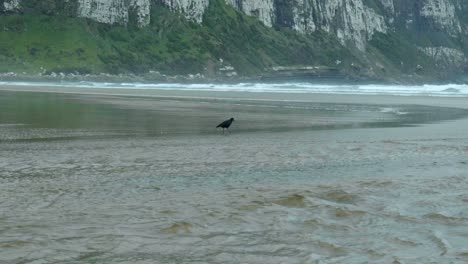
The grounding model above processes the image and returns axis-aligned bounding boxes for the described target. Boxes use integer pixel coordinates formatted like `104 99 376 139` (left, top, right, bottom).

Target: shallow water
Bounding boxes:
1 91 468 263
1 91 467 141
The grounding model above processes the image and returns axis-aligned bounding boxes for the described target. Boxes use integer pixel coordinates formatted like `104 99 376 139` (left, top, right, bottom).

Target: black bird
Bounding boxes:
216 117 235 134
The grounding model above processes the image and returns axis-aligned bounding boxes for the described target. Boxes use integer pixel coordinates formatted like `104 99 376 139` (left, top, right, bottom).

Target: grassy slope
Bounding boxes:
0 1 350 76
0 15 103 73
201 0 351 74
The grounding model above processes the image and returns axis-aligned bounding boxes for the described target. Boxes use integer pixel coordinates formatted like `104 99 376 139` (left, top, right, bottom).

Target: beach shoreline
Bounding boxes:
1 84 468 109
1 85 468 263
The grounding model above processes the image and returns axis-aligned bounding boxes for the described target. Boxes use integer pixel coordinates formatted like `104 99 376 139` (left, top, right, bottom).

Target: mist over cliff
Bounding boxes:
1 0 467 82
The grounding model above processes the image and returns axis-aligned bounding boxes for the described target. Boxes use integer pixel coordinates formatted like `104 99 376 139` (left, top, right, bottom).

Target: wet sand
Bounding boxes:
1 86 468 263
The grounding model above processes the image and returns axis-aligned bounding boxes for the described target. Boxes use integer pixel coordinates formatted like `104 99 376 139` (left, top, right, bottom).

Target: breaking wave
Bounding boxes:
1 81 468 97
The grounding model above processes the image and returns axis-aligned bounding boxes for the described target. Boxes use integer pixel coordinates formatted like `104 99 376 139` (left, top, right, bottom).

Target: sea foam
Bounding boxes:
1 81 467 97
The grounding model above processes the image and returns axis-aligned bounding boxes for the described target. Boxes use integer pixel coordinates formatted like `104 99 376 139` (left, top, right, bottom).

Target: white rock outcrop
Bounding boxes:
419 46 466 66
130 0 151 26
291 0 388 51
77 0 150 27
379 0 394 13
77 0 127 25
420 0 461 35
162 0 210 23
227 0 388 51
226 0 275 27
292 0 316 33
3 0 21 11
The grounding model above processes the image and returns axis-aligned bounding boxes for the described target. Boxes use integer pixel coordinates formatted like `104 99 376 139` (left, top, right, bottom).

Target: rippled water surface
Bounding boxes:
1 90 468 263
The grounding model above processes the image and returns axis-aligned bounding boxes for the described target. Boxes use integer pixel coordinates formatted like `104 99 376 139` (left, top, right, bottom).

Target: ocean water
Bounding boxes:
1 81 468 96
1 89 468 263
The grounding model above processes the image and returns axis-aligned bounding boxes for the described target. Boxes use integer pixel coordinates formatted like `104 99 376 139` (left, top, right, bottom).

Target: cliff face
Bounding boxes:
4 0 458 51
2 0 465 44
1 0 152 26
162 0 209 23
1 0 467 81
419 0 461 35
222 0 388 51
76 0 151 26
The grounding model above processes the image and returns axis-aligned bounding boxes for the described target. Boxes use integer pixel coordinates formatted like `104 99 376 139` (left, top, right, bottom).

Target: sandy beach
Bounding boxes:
1 85 468 263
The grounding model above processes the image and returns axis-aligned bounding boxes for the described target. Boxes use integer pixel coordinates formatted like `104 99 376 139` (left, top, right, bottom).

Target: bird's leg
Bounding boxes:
222 128 225 134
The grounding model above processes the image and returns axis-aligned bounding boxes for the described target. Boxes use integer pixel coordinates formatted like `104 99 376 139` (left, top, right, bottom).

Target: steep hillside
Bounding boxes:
0 0 467 82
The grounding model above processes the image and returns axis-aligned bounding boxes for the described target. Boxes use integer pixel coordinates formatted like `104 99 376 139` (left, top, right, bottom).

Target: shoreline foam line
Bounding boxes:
0 81 468 97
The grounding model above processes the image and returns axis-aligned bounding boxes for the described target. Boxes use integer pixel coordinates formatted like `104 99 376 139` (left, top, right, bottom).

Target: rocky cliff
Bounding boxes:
1 0 467 81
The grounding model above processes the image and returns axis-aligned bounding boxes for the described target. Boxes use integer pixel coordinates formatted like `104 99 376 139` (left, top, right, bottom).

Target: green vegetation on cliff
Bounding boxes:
0 0 466 81
0 0 351 77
